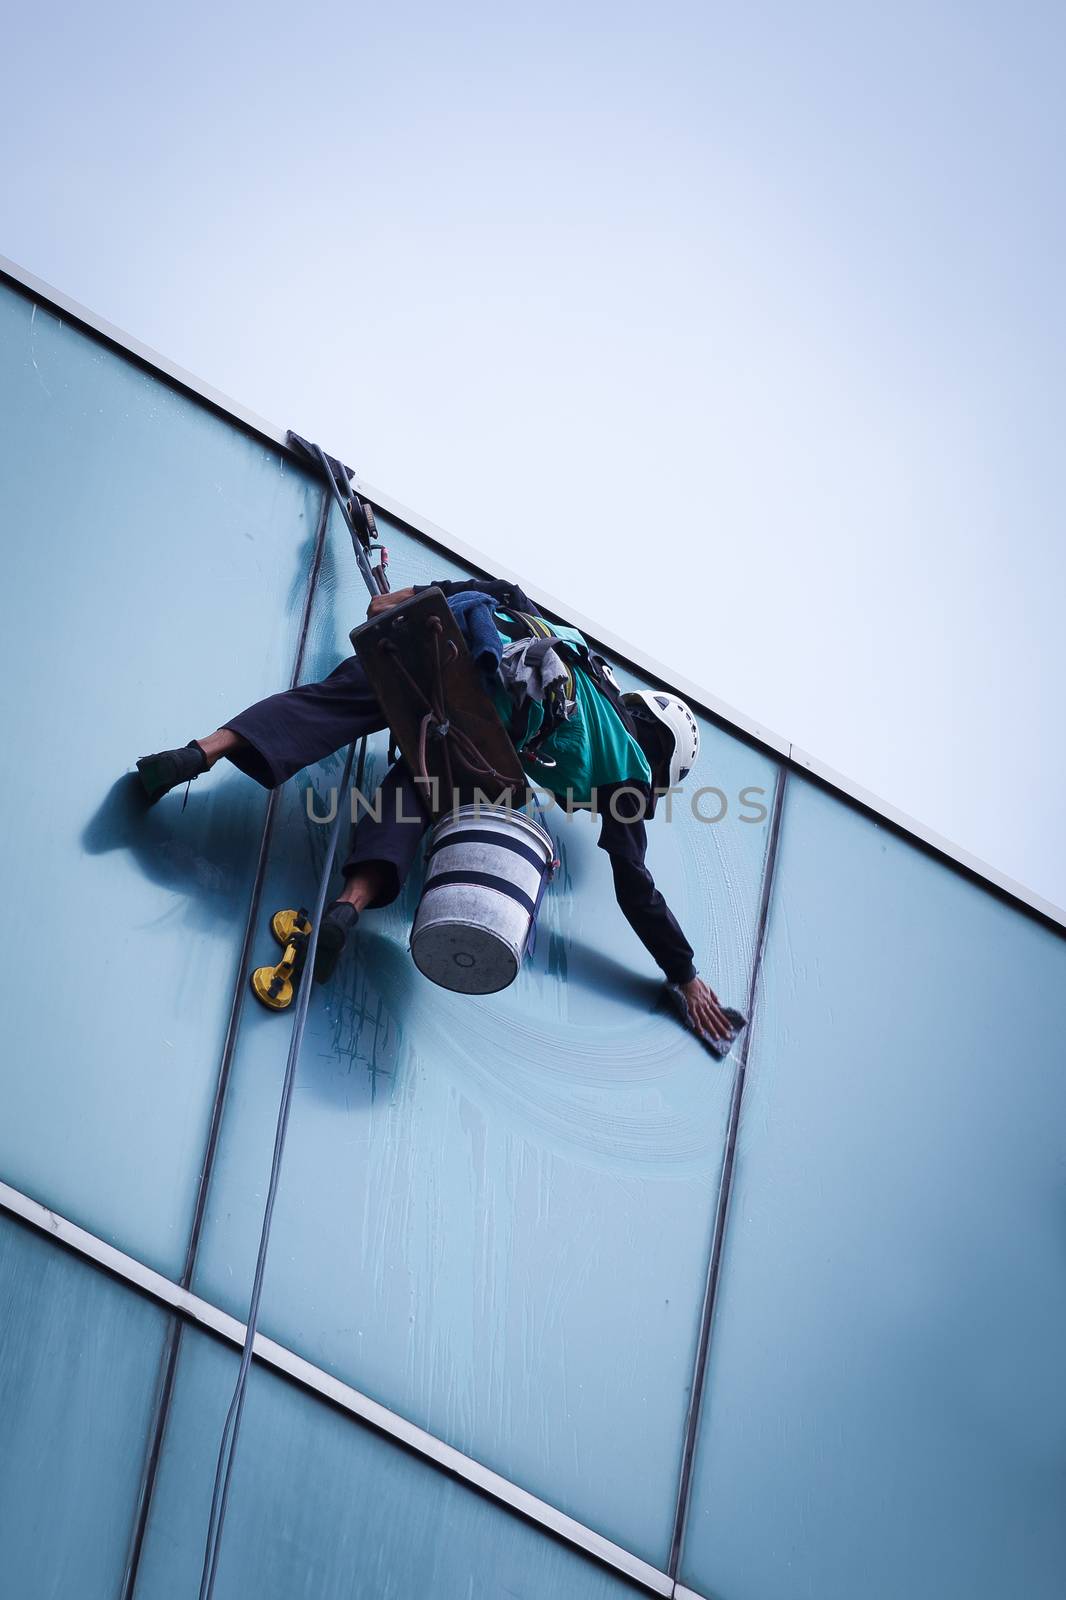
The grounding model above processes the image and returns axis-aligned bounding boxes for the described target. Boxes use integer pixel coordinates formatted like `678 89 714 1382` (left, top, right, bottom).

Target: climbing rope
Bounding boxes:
310 440 387 597
198 447 382 1600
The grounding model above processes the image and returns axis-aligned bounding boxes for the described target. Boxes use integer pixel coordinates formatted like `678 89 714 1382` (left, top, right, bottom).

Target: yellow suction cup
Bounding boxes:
250 908 314 1011
271 908 312 945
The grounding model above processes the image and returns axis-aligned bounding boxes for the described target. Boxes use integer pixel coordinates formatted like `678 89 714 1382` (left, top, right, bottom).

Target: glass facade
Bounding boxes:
678 777 1066 1600
0 281 321 1273
133 1331 642 1600
0 1212 171 1597
1 265 1064 1599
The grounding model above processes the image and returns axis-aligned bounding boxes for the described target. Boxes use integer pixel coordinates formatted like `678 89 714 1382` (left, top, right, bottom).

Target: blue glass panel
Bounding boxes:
0 1212 170 1598
189 513 779 1561
0 280 323 1272
135 1329 645 1599
681 776 1066 1600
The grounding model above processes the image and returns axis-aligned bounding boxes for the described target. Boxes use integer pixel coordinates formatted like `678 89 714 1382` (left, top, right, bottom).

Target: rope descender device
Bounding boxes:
250 908 313 1011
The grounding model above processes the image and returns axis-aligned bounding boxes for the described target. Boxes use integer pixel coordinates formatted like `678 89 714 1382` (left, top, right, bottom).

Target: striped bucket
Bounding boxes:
410 805 556 994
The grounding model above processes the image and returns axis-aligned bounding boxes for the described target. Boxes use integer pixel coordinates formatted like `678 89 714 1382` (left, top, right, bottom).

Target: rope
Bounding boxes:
311 443 387 597
198 447 383 1600
199 442 515 1593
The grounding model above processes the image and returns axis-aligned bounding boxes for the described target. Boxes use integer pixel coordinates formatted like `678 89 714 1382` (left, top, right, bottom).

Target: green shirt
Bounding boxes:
491 618 652 805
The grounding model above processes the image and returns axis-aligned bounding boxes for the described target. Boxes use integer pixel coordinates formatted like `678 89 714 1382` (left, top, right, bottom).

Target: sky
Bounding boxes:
2 1 1063 908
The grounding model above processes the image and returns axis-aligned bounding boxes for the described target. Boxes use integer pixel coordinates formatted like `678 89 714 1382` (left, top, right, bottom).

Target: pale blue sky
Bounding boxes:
2 1 1063 905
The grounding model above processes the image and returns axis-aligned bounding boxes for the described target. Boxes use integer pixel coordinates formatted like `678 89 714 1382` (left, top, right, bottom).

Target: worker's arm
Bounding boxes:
367 585 416 617
596 783 736 1042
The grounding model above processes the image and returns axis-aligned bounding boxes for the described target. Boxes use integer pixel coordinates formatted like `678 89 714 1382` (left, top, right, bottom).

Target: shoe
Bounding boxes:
313 901 360 984
136 742 208 803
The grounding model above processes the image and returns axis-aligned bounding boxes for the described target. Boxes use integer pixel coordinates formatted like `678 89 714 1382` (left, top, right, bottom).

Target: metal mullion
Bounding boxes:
666 766 789 1580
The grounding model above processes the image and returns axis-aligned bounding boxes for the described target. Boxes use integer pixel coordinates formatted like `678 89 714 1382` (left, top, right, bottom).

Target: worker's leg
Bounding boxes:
333 861 394 913
216 657 386 787
340 763 432 907
194 727 248 767
138 657 386 802
314 763 432 982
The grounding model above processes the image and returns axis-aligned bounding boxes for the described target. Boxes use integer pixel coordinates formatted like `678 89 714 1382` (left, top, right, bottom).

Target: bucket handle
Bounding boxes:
526 854 560 962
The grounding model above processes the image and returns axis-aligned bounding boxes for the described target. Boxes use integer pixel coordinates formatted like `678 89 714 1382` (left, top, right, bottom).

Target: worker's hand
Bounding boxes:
680 976 737 1045
367 586 416 618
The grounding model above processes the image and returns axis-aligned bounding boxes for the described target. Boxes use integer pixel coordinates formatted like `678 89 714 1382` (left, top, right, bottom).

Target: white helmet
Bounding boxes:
624 691 700 787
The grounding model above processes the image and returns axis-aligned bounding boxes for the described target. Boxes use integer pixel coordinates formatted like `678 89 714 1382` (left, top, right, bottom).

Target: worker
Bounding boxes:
136 577 740 1051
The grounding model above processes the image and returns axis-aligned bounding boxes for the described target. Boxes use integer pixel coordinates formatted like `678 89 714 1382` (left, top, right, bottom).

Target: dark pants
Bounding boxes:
225 656 431 908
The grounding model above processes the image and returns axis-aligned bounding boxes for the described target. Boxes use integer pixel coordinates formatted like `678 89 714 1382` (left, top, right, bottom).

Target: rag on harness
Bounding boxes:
495 607 636 731
493 609 580 763
498 634 576 762
500 635 576 714
446 590 505 687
